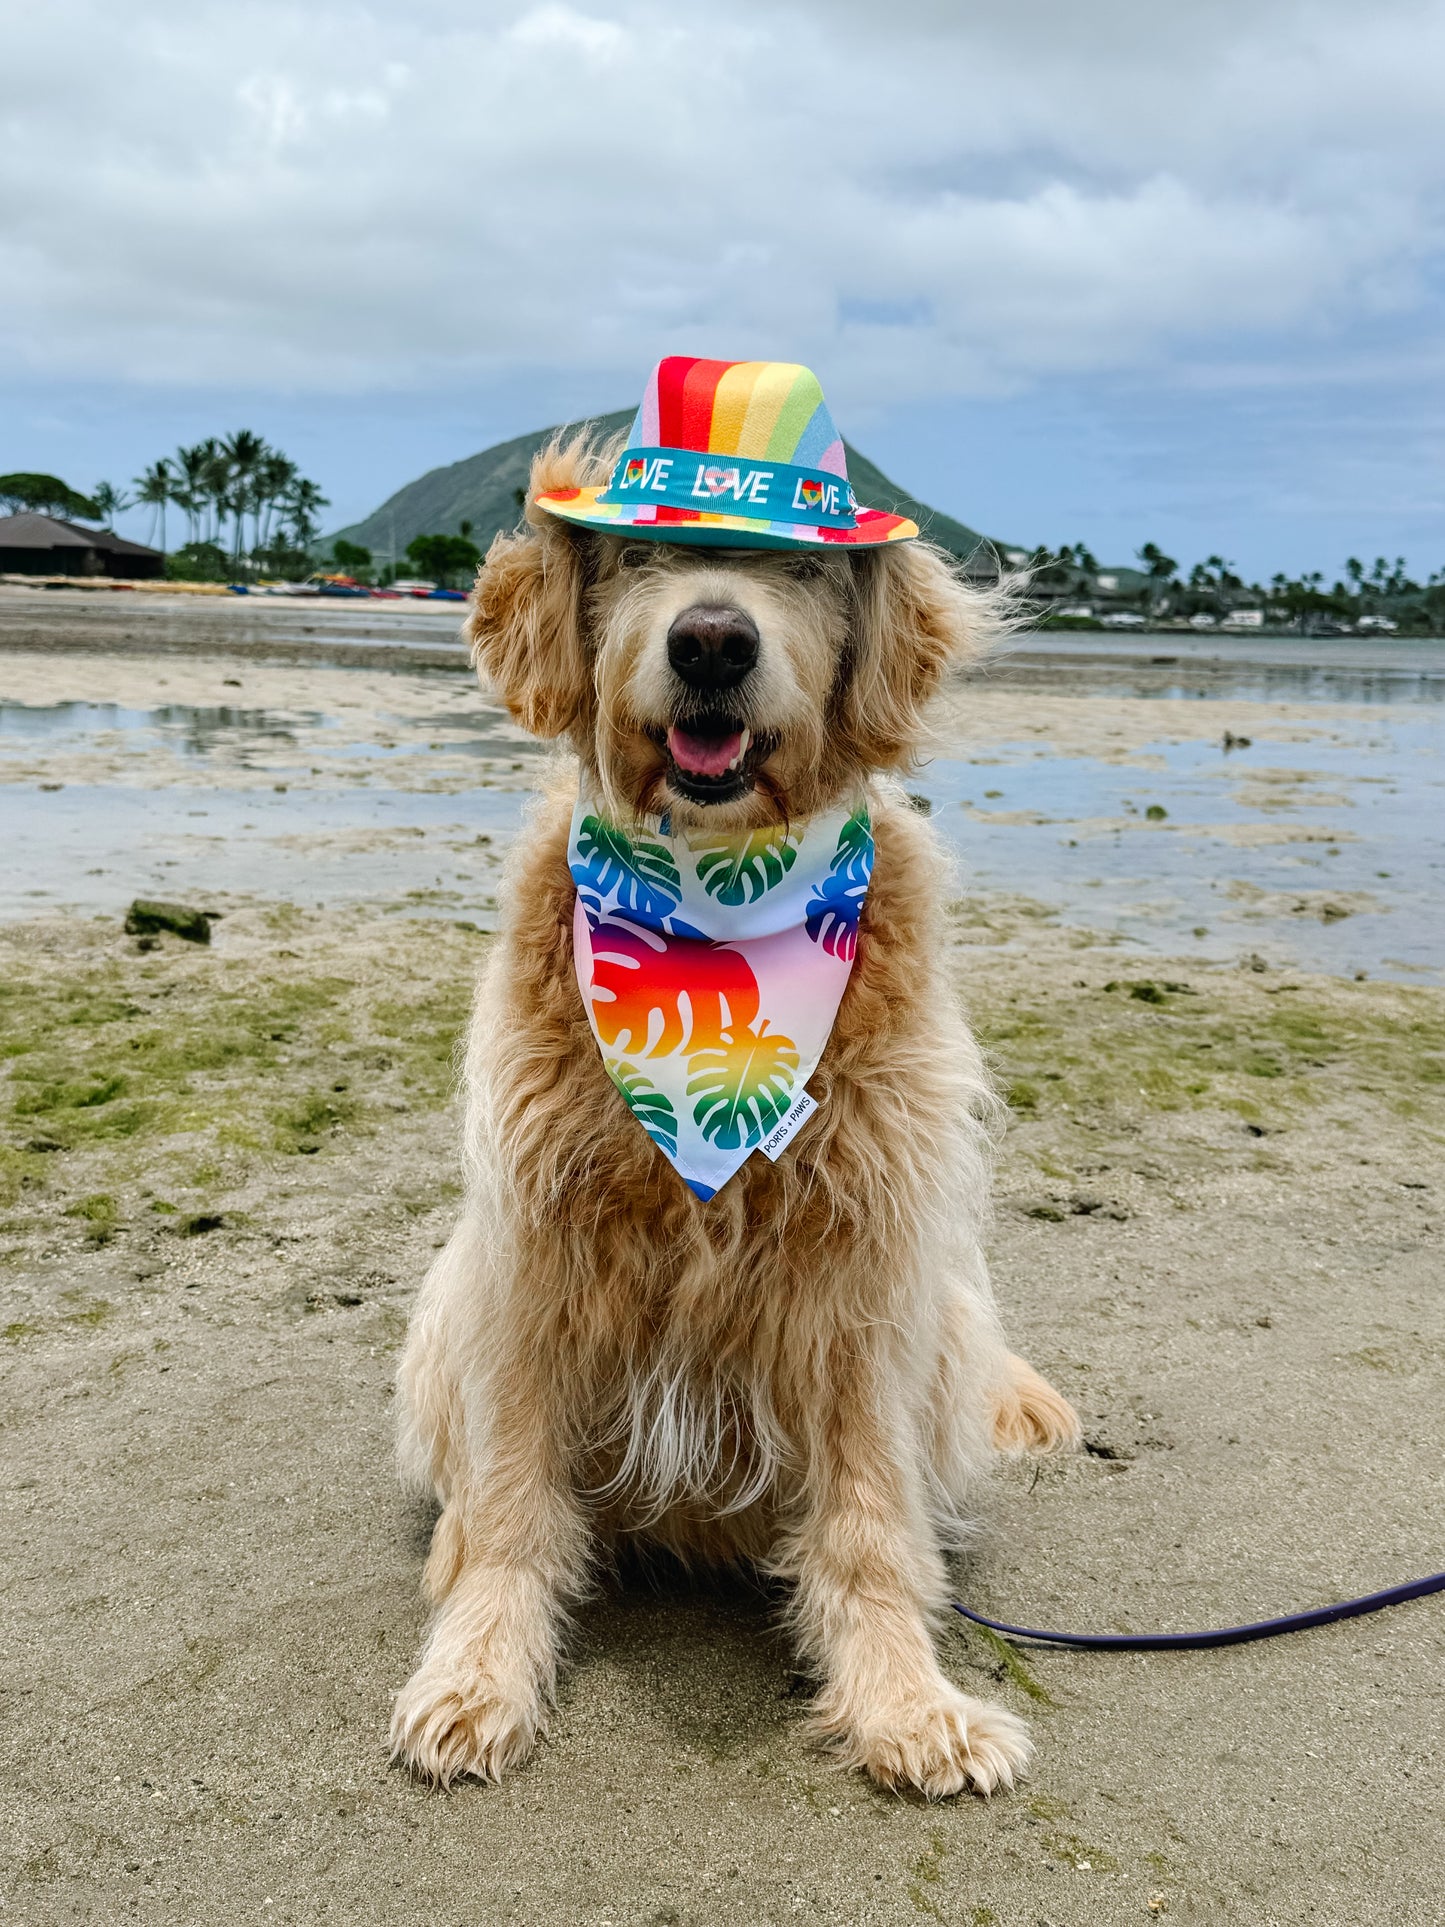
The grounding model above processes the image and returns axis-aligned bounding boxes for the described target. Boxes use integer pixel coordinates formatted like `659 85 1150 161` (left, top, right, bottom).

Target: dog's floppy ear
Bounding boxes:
838 540 1003 769
465 435 610 738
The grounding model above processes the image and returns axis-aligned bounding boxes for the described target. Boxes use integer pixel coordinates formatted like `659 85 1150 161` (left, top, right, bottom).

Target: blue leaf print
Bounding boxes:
830 811 874 888
805 869 865 960
570 815 681 920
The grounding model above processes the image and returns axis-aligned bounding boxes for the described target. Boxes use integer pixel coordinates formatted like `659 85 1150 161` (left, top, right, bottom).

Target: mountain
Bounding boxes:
328 412 1009 567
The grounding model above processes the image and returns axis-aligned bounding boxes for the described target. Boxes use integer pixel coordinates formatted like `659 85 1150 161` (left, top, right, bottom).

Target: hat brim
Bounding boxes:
533 488 918 550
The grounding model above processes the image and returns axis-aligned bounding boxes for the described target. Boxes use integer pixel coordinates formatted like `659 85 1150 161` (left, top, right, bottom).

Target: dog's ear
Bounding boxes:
465 434 611 738
838 541 1002 769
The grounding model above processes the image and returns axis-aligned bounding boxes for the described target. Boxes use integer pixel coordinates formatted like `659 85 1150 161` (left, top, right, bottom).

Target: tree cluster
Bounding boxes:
1029 541 1445 634
0 472 101 520
88 433 331 578
322 525 482 590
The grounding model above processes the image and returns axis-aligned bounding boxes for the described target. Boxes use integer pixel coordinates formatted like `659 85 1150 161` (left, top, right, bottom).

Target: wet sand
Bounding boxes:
2 593 1443 1925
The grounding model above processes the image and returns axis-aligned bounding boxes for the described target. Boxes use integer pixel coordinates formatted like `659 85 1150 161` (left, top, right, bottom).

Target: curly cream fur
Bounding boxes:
390 437 1079 1798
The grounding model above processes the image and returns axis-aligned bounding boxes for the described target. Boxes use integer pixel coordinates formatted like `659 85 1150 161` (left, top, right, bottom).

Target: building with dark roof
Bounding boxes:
0 512 164 579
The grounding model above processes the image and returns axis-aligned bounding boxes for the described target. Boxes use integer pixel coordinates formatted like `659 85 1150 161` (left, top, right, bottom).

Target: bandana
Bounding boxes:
569 797 874 1200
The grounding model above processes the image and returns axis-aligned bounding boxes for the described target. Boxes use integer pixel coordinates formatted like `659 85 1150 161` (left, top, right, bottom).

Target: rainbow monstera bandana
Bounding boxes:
569 798 874 1199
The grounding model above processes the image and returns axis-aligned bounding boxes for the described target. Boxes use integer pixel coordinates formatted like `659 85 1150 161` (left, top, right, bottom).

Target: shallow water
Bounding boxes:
3 635 1442 980
920 720 1442 977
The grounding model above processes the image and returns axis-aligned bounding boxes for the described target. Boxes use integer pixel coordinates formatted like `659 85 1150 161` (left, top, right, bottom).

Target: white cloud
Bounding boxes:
1 0 1442 408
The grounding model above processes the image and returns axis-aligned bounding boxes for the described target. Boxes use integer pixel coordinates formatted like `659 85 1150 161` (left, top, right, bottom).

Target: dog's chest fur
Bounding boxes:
475 785 982 1519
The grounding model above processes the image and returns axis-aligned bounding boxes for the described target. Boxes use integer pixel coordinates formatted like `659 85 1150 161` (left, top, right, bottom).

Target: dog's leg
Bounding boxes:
990 1352 1082 1456
389 1324 589 1787
786 1343 1031 1799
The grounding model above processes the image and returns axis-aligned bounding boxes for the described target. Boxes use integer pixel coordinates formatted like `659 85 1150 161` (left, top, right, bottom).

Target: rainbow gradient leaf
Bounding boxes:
606 1059 678 1158
589 923 760 1058
831 811 875 887
691 826 799 905
571 816 680 918
686 1024 799 1152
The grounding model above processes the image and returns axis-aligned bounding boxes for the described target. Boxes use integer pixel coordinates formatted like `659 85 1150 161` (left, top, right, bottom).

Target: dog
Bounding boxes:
389 387 1080 1799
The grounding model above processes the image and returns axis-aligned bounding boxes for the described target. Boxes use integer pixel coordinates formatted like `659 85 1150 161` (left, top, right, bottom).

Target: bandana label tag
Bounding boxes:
760 1087 819 1162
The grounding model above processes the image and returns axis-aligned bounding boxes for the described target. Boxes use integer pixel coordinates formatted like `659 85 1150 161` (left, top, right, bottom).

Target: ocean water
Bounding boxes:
3 634 1442 981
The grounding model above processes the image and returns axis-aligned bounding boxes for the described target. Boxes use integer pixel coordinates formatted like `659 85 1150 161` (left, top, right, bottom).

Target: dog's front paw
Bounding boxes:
831 1686 1031 1799
390 1660 540 1788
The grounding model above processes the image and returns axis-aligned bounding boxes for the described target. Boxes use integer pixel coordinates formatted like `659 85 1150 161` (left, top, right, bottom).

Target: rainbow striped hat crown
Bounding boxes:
535 357 918 551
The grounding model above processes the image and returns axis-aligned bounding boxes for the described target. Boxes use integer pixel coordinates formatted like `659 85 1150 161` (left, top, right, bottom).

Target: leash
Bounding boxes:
953 1569 1445 1650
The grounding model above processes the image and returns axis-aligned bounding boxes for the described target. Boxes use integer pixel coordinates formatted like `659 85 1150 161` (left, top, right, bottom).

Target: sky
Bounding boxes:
3 0 1444 579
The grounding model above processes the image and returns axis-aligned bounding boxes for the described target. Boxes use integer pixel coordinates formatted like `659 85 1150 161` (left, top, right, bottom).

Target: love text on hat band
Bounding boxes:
599 448 859 528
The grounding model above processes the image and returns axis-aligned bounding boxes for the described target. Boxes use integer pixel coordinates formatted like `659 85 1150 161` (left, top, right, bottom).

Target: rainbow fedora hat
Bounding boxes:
534 356 918 551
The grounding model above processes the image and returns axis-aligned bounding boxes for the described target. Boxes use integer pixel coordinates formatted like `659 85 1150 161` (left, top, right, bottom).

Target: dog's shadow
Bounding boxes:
558 1550 801 1764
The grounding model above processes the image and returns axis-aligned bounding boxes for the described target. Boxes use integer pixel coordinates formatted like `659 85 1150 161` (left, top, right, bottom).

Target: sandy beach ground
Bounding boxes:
2 591 1442 1925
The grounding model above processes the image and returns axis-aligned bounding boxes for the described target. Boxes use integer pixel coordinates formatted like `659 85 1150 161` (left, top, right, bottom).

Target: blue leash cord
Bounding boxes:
953 1568 1445 1650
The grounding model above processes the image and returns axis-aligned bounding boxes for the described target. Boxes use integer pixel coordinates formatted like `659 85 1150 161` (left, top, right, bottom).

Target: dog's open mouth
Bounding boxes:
657 719 769 803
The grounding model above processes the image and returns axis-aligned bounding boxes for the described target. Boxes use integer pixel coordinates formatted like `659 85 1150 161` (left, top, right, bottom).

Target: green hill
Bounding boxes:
329 412 1009 568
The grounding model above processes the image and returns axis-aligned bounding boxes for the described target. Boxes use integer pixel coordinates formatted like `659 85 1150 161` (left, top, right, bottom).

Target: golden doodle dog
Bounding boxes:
391 359 1079 1798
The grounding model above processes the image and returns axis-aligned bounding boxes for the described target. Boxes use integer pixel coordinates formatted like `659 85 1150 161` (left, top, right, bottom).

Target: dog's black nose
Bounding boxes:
666 604 759 693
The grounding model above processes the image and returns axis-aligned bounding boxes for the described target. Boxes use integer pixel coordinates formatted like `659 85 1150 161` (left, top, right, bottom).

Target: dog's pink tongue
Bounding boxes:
667 724 743 777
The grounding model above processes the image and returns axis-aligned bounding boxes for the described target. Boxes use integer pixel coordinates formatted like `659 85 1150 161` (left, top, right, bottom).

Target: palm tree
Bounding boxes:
220 430 266 565
92 482 130 529
255 450 297 553
1136 542 1177 614
171 444 213 545
197 440 229 546
281 476 329 554
133 460 173 552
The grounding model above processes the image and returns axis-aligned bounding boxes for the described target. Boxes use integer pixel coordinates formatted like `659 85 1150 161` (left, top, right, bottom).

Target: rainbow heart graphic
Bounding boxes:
702 466 738 496
799 479 824 508
623 458 646 485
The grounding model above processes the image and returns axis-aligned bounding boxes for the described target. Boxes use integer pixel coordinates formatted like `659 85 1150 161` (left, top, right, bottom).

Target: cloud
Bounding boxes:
1 0 1442 411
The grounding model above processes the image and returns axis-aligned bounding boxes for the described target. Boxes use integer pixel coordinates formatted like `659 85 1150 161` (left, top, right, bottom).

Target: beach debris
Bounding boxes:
1102 978 1193 1003
906 791 933 814
1144 804 1168 820
124 898 212 945
1244 953 1270 971
1222 730 1252 751
1022 1194 1130 1223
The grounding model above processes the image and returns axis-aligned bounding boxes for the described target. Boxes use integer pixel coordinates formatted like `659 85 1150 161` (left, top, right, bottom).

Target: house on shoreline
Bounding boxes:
0 512 164 579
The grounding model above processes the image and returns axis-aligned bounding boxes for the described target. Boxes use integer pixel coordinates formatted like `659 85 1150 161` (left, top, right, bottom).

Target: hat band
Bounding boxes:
598 448 859 528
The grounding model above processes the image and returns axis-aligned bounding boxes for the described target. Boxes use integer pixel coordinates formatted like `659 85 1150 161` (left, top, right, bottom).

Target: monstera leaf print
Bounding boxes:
687 1023 799 1151
606 1059 678 1157
804 807 872 959
690 826 799 906
805 870 865 960
570 815 680 919
831 810 875 887
588 922 761 1058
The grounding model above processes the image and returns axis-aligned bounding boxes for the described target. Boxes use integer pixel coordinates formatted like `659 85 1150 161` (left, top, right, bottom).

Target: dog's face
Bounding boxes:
586 541 858 829
468 433 998 827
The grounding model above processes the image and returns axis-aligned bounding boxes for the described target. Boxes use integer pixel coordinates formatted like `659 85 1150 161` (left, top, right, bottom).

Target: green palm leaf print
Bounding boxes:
690 826 800 905
606 1058 678 1157
573 815 681 917
686 1024 799 1151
